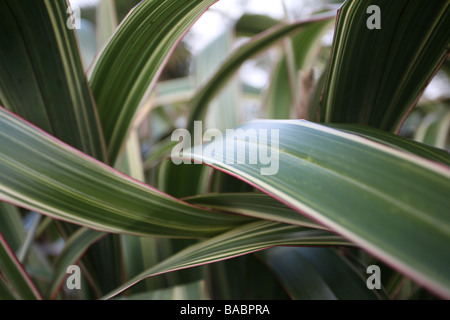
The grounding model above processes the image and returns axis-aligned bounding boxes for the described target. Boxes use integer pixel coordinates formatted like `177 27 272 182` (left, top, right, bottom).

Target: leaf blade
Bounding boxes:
0 233 42 300
185 120 450 298
0 0 107 161
257 247 384 300
320 0 450 131
102 221 349 299
88 0 220 162
187 12 336 132
0 107 248 238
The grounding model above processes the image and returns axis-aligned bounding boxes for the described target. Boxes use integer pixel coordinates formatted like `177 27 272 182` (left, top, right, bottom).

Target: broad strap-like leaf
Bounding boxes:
102 220 348 299
144 138 178 170
207 253 291 299
0 201 26 253
120 235 166 294
47 228 105 299
327 123 450 166
0 107 249 238
95 0 118 51
88 0 219 163
320 0 450 132
0 275 16 300
184 193 324 229
0 0 107 161
413 107 450 149
16 212 41 264
185 120 450 298
235 14 279 38
194 28 240 131
257 247 385 300
0 233 42 300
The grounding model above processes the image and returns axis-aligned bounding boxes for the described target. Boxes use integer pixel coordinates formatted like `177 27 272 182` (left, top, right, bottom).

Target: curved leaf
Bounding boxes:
320 0 450 131
0 233 42 300
235 14 279 37
327 123 450 166
0 202 26 253
47 228 105 299
184 193 324 229
0 0 107 161
414 107 450 149
89 0 219 162
115 280 208 300
187 11 336 132
257 247 385 300
266 19 334 119
0 275 16 300
0 107 249 238
103 221 348 299
185 120 450 298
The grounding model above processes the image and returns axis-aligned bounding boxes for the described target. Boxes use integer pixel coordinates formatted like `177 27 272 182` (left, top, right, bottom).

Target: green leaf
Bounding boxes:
320 0 450 131
144 138 178 170
156 160 211 199
184 193 323 229
194 28 240 131
208 169 255 194
118 127 168 293
88 0 220 163
0 275 16 300
327 123 450 166
0 233 42 300
115 280 208 300
120 235 159 293
0 204 53 295
85 234 124 296
16 212 41 264
0 0 107 161
266 19 334 119
207 254 290 299
75 19 97 71
96 0 118 50
47 228 105 299
185 120 450 298
187 12 336 132
235 14 279 38
414 107 450 149
0 107 248 238
257 247 384 300
119 130 145 182
0 202 26 253
103 221 348 299
154 77 194 107
141 237 168 290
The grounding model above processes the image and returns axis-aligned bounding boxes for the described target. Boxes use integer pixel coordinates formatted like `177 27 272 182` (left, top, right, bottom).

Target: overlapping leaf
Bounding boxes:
257 247 385 300
0 233 42 300
327 123 450 166
47 228 105 299
185 193 324 229
88 0 220 162
0 0 107 161
185 120 450 298
103 221 347 299
187 11 336 132
320 0 450 132
0 107 249 238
